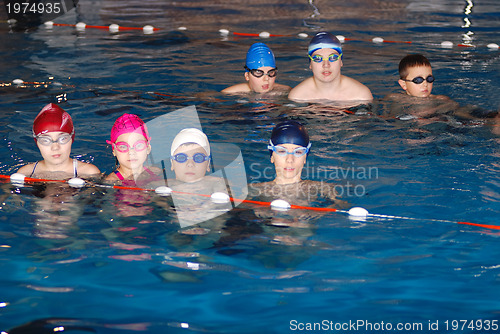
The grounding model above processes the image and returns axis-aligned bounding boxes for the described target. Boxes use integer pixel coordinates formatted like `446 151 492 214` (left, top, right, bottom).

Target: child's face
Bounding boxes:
244 66 277 93
309 48 343 83
270 143 307 185
36 131 73 167
112 132 151 172
171 143 210 183
399 65 433 98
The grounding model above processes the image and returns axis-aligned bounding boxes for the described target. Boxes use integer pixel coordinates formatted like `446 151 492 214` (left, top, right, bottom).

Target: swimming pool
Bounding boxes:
1 0 499 332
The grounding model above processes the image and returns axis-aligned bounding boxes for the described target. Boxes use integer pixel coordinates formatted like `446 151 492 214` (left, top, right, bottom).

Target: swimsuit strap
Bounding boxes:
114 170 125 181
144 167 155 177
73 159 78 177
30 161 39 177
144 167 163 182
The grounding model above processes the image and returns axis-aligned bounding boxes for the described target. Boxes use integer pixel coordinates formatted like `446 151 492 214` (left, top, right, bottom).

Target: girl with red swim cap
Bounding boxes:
16 103 100 179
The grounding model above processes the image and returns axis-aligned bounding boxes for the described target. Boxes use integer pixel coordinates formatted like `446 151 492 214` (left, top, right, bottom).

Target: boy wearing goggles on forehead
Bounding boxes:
222 43 290 94
288 31 373 104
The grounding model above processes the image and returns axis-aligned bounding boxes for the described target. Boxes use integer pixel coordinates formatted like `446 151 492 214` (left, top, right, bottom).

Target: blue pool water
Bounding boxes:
1 0 500 332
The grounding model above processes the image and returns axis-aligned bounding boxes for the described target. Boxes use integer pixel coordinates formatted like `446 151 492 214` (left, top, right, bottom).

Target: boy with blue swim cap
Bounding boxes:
246 42 276 69
288 31 373 104
222 42 290 94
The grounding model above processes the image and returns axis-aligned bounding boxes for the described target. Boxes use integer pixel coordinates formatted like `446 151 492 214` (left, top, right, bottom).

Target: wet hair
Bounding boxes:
398 54 432 79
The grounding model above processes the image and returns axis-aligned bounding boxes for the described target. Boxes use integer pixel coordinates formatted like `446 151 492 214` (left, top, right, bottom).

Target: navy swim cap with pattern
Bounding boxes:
308 31 342 56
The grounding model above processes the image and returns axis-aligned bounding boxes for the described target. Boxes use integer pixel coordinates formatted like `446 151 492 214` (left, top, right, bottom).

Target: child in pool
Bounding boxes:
249 120 347 209
222 43 290 95
246 120 347 247
17 103 100 179
391 54 449 100
386 54 499 122
105 113 162 186
168 128 231 229
288 32 373 104
169 128 225 188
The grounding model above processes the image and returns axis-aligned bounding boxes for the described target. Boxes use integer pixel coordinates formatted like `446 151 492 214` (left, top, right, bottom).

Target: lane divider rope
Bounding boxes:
2 173 498 231
35 21 500 50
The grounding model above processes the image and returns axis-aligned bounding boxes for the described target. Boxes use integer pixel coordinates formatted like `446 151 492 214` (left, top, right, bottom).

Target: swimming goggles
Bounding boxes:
268 143 311 157
171 152 210 163
308 53 342 63
111 140 148 153
244 66 278 78
402 75 435 84
36 133 72 146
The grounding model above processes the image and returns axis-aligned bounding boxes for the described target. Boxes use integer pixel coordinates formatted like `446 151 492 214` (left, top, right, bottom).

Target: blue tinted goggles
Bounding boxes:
171 152 210 163
308 53 342 63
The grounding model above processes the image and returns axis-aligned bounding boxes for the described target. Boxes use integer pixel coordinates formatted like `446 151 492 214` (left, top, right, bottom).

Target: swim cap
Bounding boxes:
107 113 150 144
269 120 310 156
171 128 211 156
32 103 75 141
245 43 276 70
308 31 342 56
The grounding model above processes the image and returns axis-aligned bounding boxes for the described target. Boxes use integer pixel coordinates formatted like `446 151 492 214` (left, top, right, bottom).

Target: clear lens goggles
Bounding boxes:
268 144 310 157
36 133 72 146
112 140 148 153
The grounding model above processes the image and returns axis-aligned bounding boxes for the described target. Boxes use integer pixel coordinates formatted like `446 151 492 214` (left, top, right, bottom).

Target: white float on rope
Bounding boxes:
270 199 291 211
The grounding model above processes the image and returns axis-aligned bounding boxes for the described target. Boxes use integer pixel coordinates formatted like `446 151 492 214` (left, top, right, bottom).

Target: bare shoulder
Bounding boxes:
148 166 163 174
342 76 373 100
433 94 452 101
384 92 406 102
104 171 119 181
221 83 251 94
77 161 101 176
274 83 292 92
17 163 36 175
288 78 314 101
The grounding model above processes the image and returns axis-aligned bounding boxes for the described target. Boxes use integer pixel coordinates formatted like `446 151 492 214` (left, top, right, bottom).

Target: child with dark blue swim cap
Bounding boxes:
249 120 347 209
288 31 373 104
222 42 290 94
268 120 311 185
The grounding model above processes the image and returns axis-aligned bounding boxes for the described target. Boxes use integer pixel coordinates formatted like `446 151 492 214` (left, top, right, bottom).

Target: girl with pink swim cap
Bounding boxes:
16 103 100 179
105 113 162 186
